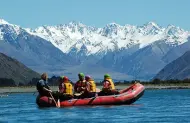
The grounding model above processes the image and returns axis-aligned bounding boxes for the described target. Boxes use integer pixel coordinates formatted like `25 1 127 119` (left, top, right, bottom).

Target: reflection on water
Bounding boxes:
0 89 190 123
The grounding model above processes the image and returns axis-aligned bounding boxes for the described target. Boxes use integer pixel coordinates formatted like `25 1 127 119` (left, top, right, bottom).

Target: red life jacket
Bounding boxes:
103 81 111 89
74 80 87 93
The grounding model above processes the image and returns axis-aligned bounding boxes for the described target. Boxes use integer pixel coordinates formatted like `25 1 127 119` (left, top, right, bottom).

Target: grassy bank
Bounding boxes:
1 83 190 94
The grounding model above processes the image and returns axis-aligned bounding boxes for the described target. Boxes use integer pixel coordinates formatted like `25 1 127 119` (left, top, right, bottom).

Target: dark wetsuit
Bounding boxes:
36 79 50 97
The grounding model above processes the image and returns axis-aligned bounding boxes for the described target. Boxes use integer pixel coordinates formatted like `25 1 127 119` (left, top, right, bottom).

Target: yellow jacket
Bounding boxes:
87 79 96 92
64 82 73 95
104 78 115 90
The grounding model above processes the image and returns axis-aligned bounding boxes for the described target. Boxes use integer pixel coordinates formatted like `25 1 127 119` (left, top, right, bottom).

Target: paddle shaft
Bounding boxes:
88 93 98 105
49 92 59 107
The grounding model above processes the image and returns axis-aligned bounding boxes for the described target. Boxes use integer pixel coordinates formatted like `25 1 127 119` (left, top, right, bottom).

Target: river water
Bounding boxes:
0 89 190 123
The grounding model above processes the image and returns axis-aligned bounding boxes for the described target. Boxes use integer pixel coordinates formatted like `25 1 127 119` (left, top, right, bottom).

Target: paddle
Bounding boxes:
86 88 100 105
57 99 60 107
74 93 83 96
88 92 98 105
49 92 60 108
73 88 100 104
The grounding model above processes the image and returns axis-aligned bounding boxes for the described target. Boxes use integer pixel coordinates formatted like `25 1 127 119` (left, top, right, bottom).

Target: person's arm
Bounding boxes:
108 81 112 89
46 85 51 90
40 80 52 93
86 82 91 92
103 81 111 89
43 87 52 93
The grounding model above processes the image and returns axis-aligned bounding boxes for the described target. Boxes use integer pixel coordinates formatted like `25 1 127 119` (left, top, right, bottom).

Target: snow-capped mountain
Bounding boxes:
0 19 78 74
1 18 190 80
25 20 190 79
27 21 189 56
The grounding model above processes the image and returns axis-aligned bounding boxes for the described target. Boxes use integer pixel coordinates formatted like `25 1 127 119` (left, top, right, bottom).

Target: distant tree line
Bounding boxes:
1 77 190 87
112 78 190 85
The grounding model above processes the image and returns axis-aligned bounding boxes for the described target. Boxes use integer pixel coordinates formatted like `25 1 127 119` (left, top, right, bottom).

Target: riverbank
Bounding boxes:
1 84 190 94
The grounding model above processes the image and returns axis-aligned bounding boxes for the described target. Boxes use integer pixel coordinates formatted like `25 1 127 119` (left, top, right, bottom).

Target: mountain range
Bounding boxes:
0 52 40 86
1 19 190 80
155 50 190 80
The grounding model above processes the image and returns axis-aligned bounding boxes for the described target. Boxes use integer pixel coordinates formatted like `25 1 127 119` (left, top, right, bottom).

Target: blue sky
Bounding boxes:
0 0 190 30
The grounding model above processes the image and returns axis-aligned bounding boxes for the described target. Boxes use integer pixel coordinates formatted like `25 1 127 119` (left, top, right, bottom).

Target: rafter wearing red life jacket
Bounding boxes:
74 80 87 93
98 74 119 96
74 73 88 93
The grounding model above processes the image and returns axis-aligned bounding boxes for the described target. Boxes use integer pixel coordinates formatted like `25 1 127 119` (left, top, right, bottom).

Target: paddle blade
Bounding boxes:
74 93 82 96
57 99 60 108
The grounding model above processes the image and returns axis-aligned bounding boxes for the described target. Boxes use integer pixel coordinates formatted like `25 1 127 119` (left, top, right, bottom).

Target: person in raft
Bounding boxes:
36 73 52 97
74 73 87 94
58 76 73 101
84 75 97 98
98 74 119 96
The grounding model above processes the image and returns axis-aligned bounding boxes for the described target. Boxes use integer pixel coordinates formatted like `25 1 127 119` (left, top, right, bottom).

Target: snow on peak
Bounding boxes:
0 18 189 58
0 19 9 25
138 21 163 35
0 19 24 40
68 21 85 27
166 25 183 34
163 25 189 45
146 22 159 28
24 21 190 56
106 22 120 27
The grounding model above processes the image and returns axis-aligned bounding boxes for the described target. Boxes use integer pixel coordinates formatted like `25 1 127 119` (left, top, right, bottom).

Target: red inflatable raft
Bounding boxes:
36 83 145 107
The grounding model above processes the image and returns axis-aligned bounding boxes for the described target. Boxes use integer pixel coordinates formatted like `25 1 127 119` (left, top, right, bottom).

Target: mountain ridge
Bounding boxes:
155 50 190 80
1 18 190 80
0 52 40 86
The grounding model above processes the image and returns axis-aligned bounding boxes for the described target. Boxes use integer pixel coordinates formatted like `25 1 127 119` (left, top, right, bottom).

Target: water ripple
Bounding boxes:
0 89 190 123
